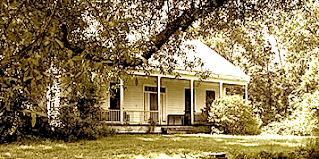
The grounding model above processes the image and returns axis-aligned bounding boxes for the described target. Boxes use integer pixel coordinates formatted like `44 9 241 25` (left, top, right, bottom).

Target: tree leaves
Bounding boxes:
22 109 47 117
23 76 33 82
67 50 73 58
55 39 64 48
192 0 319 125
6 104 10 111
72 56 82 61
108 22 116 27
31 113 36 127
91 72 98 82
21 109 48 127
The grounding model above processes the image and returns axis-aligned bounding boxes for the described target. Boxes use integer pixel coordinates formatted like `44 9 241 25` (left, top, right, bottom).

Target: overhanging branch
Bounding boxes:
142 0 227 60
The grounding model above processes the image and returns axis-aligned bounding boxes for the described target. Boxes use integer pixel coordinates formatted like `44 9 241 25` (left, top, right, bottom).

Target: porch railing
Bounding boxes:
100 110 206 125
100 110 158 124
100 110 121 122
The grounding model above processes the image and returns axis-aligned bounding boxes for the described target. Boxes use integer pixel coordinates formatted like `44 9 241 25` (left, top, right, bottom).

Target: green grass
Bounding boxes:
0 134 316 159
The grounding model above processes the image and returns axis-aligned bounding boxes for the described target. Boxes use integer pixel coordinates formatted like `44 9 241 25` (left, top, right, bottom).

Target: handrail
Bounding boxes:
102 109 154 112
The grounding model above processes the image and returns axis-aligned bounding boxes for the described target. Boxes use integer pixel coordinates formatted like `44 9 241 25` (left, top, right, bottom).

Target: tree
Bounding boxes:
189 0 316 125
262 59 319 136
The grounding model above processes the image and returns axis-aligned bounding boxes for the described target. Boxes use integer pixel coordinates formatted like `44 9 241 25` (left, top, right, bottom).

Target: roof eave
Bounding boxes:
133 68 250 83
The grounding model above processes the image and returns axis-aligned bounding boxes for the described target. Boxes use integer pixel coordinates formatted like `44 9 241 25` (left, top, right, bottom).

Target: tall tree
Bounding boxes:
190 0 317 125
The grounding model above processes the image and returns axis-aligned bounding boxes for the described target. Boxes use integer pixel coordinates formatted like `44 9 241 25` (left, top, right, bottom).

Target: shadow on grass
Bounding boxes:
0 134 318 158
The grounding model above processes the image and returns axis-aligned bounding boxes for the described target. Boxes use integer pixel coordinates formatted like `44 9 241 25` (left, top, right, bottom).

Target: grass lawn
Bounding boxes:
0 134 316 159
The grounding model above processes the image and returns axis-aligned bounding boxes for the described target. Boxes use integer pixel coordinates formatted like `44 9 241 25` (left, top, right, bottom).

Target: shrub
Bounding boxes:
262 91 319 136
54 105 113 141
261 119 313 136
207 95 262 135
0 111 52 143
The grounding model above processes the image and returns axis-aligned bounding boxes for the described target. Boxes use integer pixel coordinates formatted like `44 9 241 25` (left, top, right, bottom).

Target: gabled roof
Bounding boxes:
180 40 249 80
146 40 249 82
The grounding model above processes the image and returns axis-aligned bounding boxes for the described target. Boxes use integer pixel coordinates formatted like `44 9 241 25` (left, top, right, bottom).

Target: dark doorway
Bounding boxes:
206 90 215 106
185 89 194 125
110 83 120 109
109 83 121 121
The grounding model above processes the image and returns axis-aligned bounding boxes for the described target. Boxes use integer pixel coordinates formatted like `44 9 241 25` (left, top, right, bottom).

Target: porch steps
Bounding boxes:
161 126 211 134
110 125 162 134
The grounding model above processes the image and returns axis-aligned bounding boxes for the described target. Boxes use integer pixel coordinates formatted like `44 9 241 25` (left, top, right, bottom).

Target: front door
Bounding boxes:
185 89 194 125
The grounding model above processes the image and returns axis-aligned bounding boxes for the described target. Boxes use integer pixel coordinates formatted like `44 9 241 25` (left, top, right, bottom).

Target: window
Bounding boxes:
150 94 158 111
145 86 165 93
206 90 215 106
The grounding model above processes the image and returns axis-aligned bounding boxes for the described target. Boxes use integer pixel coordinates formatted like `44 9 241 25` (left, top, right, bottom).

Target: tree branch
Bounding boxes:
142 0 227 60
18 2 57 56
60 24 84 55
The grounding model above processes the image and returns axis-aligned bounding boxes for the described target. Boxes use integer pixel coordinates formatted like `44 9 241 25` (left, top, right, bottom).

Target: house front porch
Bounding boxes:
99 73 249 127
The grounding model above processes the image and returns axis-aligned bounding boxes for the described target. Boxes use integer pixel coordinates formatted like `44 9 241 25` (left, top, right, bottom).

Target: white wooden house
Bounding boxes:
100 40 250 126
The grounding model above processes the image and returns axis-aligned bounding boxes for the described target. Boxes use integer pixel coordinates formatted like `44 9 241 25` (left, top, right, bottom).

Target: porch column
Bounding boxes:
157 76 161 125
190 79 194 125
219 82 223 98
120 79 124 123
245 83 248 101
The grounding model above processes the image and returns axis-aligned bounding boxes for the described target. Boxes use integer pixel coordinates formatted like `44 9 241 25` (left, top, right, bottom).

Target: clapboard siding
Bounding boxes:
163 79 220 115
194 82 220 112
163 78 189 115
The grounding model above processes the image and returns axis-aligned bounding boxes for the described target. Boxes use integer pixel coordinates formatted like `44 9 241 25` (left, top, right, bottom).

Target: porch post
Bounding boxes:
190 79 194 125
219 82 223 98
245 83 248 101
120 79 124 123
157 76 161 125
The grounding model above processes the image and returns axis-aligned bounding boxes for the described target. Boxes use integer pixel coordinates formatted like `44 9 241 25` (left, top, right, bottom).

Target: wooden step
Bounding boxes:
161 126 210 134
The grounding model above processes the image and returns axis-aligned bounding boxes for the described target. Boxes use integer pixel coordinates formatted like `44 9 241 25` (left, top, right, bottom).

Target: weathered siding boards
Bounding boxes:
194 81 220 112
123 76 154 111
162 78 189 115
